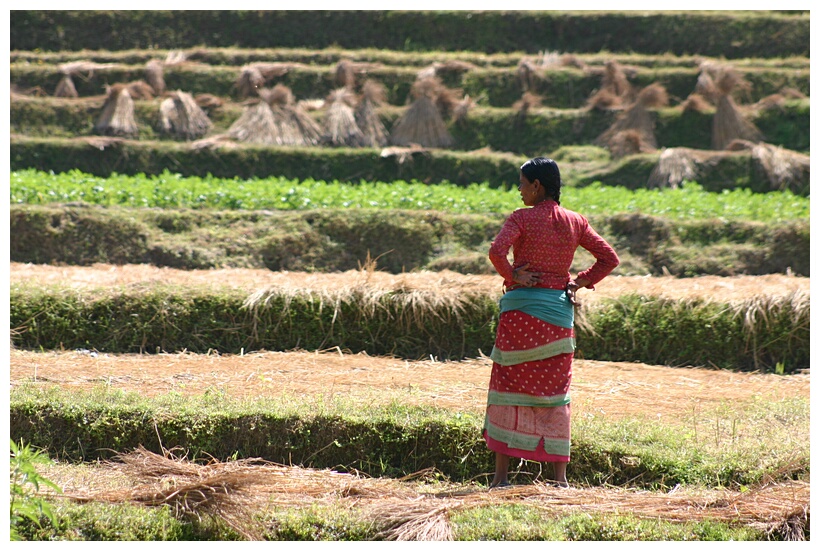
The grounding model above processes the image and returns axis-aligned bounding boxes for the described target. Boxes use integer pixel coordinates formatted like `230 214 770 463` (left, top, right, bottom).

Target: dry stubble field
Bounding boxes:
9 263 811 538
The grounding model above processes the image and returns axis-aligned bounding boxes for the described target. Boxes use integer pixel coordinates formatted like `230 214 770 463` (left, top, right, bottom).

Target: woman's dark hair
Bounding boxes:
520 157 561 204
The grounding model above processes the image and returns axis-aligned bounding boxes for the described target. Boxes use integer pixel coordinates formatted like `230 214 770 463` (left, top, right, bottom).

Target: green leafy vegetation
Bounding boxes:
10 169 809 222
9 439 62 540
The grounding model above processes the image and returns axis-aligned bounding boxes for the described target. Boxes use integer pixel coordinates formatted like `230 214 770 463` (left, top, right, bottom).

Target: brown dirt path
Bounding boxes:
10 349 809 423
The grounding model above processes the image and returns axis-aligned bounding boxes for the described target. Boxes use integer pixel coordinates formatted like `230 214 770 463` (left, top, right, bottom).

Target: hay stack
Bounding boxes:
228 84 321 146
54 75 78 98
595 82 669 158
54 60 117 98
321 88 365 147
389 77 454 148
711 66 762 150
727 140 810 193
145 59 165 95
513 91 542 118
647 147 703 189
450 94 475 125
125 80 155 100
355 80 389 148
516 58 540 92
586 60 634 110
159 90 213 140
235 63 292 99
93 83 138 138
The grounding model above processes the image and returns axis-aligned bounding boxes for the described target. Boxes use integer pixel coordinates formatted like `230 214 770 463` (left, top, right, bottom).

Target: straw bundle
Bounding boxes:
159 90 213 140
647 147 703 188
727 140 810 193
54 60 115 98
450 94 475 125
235 63 292 99
144 59 165 95
389 77 453 148
335 59 356 88
125 80 155 100
93 83 138 138
194 93 224 111
354 80 389 148
600 60 634 102
54 75 78 98
513 91 542 118
703 64 762 150
516 58 540 92
595 83 669 157
52 445 809 541
229 84 321 146
321 87 365 147
680 93 713 113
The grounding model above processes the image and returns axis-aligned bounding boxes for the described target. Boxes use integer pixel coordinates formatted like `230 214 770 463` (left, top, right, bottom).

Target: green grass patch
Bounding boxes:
9 384 809 488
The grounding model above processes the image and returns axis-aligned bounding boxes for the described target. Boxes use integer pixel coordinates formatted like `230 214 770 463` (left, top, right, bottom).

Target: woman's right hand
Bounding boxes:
512 263 542 287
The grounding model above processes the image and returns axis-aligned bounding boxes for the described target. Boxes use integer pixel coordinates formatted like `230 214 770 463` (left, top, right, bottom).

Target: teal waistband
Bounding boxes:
500 287 574 328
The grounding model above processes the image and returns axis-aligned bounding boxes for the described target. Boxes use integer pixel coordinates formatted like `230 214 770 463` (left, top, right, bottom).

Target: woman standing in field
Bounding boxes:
485 157 619 488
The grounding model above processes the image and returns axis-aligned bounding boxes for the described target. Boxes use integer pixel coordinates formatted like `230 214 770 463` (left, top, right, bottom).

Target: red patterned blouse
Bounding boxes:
489 199 620 291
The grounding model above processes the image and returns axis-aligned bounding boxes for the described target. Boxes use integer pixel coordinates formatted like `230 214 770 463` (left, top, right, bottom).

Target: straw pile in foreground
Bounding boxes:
52 446 809 541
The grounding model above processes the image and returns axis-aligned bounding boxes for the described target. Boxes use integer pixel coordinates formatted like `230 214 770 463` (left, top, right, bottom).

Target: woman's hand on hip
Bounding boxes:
512 263 542 287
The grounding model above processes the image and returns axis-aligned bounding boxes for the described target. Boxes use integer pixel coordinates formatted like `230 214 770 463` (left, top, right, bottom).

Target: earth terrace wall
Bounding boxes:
9 284 809 373
8 204 811 277
9 135 811 197
10 10 810 58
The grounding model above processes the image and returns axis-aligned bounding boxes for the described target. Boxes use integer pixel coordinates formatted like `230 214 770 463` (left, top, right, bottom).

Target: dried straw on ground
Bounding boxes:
159 90 213 140
93 83 138 138
710 65 762 150
235 62 293 99
380 145 428 165
389 77 453 148
52 447 809 541
144 59 165 95
354 80 389 147
321 87 365 147
418 60 476 81
595 82 669 157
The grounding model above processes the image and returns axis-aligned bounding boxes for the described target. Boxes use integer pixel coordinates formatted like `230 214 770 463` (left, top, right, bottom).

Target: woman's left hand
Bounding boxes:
513 263 542 287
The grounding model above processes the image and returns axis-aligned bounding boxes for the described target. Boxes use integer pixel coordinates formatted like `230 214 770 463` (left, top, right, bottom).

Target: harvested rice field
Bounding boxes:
9 263 810 540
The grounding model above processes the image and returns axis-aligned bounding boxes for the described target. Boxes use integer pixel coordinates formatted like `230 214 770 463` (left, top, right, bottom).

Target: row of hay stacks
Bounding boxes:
14 52 809 188
582 60 809 192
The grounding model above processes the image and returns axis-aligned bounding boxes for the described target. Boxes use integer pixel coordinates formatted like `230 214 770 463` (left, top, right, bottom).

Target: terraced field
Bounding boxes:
9 10 810 542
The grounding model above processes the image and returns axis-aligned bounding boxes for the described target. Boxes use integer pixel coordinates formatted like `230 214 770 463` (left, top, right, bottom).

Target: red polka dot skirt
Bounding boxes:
483 310 574 462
